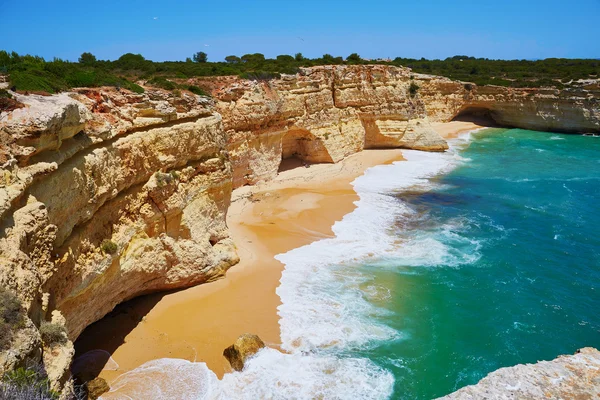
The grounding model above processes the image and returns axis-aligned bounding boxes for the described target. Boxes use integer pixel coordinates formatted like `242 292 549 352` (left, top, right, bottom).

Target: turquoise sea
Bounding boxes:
103 128 600 399
349 128 600 399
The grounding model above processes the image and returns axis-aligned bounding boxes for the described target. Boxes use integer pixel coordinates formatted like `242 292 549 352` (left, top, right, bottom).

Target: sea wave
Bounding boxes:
100 130 481 399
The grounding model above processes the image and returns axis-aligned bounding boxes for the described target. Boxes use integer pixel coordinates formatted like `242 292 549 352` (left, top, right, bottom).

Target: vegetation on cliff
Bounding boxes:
0 289 25 351
1 50 598 94
1 366 60 400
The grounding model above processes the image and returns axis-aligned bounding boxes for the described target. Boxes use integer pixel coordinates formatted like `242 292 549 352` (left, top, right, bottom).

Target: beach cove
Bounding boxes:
73 122 480 397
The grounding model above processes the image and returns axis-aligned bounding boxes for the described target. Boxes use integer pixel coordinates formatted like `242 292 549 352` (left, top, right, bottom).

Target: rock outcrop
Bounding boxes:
214 66 449 188
439 347 600 399
0 65 598 388
223 333 266 371
415 73 600 133
0 88 239 381
84 377 110 400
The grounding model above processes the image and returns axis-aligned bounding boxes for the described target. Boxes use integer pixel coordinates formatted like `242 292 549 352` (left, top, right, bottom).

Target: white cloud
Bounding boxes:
153 17 158 20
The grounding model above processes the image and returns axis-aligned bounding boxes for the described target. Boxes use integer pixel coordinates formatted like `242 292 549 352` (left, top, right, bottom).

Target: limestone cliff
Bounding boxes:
439 347 600 399
0 88 239 382
214 65 449 187
0 65 598 387
415 72 600 133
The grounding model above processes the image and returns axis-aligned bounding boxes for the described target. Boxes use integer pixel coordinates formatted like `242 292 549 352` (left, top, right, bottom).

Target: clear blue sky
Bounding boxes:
2 0 599 62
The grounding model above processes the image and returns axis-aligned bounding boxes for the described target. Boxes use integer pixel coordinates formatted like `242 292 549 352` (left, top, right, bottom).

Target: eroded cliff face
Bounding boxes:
415 73 600 132
212 65 599 188
0 65 598 386
0 88 238 383
439 347 600 399
214 65 449 188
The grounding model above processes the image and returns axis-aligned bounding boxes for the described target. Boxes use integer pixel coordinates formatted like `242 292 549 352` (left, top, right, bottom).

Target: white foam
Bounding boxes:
102 129 483 399
101 351 393 400
219 348 394 400
276 132 478 354
101 359 218 400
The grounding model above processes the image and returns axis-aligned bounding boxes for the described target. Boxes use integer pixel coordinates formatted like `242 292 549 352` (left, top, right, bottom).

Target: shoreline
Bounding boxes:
78 121 483 388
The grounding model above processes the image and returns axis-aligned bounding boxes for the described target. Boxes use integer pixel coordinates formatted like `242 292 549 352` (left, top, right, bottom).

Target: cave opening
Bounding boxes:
451 106 501 127
72 290 171 383
278 129 333 173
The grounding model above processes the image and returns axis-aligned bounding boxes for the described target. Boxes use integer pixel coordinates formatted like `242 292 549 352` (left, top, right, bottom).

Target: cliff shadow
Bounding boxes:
451 106 502 127
278 156 313 172
72 290 175 381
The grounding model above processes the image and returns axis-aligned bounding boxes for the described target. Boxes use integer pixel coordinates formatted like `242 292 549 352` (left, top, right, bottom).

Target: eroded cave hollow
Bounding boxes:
451 106 500 127
278 129 333 172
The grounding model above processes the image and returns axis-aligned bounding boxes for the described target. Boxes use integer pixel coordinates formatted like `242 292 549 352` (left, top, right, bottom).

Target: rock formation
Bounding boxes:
0 64 598 387
0 88 239 380
223 333 266 371
439 347 600 399
84 377 110 400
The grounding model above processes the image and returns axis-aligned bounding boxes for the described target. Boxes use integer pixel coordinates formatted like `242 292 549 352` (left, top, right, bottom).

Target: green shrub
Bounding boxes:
3 49 598 94
239 71 281 81
0 288 24 350
346 53 362 64
148 76 177 90
408 82 419 97
121 80 145 94
0 89 12 98
188 85 208 96
2 366 59 399
39 322 67 346
9 70 66 93
100 239 118 255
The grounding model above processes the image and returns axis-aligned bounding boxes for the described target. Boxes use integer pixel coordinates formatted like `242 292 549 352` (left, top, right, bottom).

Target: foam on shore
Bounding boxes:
100 131 481 399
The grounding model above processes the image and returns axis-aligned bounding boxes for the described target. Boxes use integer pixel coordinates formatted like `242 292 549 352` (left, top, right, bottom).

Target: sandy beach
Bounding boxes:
76 121 482 384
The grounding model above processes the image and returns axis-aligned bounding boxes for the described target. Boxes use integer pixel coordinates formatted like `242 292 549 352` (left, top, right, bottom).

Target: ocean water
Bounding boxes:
102 128 600 399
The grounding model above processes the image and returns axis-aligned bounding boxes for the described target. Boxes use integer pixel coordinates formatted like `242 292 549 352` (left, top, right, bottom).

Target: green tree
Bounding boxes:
346 53 362 64
114 53 147 70
225 55 241 64
241 53 265 64
295 53 304 61
276 55 295 63
78 52 97 65
322 54 334 63
193 52 208 63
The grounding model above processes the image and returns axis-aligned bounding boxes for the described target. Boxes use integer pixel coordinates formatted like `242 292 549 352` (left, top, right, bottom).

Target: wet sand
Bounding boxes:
431 120 485 139
77 121 483 384
84 149 403 383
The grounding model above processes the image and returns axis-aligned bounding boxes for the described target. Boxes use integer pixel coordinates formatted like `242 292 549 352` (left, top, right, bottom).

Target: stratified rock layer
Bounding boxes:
0 65 598 386
439 347 600 399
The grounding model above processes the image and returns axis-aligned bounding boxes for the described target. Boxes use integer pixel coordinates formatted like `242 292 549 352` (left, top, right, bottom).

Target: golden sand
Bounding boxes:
75 122 481 384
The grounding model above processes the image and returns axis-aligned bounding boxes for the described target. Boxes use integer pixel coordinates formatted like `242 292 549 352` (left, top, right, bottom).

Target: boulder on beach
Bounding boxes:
85 377 110 399
223 333 266 371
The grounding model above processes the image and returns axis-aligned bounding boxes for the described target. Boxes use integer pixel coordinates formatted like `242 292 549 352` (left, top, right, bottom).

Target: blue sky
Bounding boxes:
2 0 599 62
